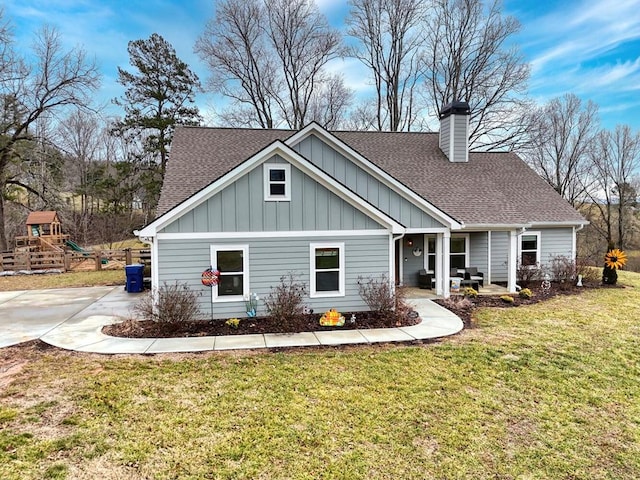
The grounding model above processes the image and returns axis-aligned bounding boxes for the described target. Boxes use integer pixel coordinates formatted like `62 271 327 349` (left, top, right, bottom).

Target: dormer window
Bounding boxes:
264 164 291 201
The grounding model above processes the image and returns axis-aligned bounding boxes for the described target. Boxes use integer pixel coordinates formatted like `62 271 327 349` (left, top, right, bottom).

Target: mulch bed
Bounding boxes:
104 280 617 339
435 281 608 328
104 309 422 339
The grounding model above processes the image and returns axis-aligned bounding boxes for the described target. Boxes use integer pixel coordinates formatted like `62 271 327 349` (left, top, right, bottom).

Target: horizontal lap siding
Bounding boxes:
469 232 488 274
540 228 574 264
157 234 390 319
491 231 509 282
295 135 445 229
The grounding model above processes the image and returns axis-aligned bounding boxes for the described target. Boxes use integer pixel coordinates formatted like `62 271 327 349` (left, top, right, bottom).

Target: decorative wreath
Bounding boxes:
201 267 220 287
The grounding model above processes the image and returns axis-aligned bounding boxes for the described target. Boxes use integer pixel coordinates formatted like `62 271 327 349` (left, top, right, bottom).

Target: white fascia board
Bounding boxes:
138 140 404 237
157 230 390 240
462 223 531 231
286 123 462 230
528 220 590 228
404 227 450 234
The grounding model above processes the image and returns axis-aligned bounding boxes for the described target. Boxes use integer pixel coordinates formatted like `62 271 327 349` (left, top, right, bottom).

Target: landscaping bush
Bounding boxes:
550 255 576 288
462 287 478 298
519 288 533 299
441 295 473 310
357 275 395 315
264 273 307 325
516 261 543 286
357 275 411 324
133 281 201 330
576 257 601 284
500 295 514 304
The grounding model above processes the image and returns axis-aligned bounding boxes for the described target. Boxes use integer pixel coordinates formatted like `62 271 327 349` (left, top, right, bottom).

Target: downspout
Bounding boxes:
393 233 405 287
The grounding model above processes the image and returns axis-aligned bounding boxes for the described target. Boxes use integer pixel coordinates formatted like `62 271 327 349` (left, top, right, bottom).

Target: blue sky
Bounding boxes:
3 0 639 130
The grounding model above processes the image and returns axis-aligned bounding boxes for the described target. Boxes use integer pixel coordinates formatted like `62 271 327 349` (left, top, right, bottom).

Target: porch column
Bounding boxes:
435 233 443 295
487 231 492 284
442 230 451 298
507 230 518 293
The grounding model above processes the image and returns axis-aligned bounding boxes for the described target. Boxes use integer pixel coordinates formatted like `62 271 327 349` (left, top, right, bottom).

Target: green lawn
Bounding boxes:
1 272 639 479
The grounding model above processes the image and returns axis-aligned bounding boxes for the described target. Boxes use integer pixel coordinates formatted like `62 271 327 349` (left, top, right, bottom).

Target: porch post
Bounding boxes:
487 231 492 285
443 230 451 298
507 230 518 293
435 233 443 295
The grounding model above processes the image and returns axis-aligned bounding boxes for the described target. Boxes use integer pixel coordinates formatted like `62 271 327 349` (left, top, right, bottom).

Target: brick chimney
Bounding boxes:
439 101 470 163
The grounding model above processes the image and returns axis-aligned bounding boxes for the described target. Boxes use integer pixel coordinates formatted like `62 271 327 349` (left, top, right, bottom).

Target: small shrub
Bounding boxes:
357 275 410 324
441 295 473 310
462 287 478 298
133 282 201 330
264 273 307 325
500 295 514 304
516 261 543 287
357 275 395 315
549 255 576 287
519 288 533 299
225 318 241 329
576 257 601 283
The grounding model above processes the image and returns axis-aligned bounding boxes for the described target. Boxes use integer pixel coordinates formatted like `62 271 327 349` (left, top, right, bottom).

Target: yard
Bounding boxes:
1 271 639 479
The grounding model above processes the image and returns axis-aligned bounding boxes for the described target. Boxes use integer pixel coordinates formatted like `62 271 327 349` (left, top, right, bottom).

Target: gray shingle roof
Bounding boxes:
157 125 585 226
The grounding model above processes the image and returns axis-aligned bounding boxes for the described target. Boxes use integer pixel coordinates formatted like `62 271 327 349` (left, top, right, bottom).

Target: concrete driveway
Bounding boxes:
0 286 140 348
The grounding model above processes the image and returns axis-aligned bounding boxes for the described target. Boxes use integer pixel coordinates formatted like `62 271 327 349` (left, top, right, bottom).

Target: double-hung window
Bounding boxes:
210 245 249 301
520 232 540 266
264 164 291 201
450 235 468 270
310 243 345 297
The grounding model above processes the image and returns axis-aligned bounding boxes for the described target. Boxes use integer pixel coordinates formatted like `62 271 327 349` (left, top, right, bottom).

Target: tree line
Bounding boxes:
0 0 638 257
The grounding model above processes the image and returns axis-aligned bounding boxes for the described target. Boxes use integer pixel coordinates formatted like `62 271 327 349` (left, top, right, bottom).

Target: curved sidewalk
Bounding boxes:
1 286 463 354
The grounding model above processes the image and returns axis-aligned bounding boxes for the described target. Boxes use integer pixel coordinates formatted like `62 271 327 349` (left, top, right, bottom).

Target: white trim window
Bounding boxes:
425 235 437 272
210 245 249 302
519 232 541 266
310 243 345 297
450 234 469 270
264 163 291 201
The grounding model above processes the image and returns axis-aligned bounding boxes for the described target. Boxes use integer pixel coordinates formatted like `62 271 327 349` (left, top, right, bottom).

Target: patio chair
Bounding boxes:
464 267 484 287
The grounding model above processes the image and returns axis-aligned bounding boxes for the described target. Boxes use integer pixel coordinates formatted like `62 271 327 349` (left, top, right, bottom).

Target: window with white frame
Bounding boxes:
310 243 345 297
450 235 468 269
210 245 249 301
264 164 291 201
520 232 540 266
426 236 436 272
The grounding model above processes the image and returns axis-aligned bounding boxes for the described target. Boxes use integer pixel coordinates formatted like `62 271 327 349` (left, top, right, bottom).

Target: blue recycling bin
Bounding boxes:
125 264 145 293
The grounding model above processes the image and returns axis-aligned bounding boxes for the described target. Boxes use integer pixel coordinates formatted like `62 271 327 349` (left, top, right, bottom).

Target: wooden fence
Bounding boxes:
0 248 151 272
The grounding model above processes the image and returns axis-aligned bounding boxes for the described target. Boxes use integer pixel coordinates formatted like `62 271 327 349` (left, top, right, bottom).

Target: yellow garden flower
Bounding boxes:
604 249 627 270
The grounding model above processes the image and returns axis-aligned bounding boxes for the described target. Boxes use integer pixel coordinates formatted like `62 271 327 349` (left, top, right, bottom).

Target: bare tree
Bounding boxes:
423 0 530 149
0 24 100 251
524 94 600 207
196 0 349 129
55 110 103 243
347 0 427 131
587 125 640 249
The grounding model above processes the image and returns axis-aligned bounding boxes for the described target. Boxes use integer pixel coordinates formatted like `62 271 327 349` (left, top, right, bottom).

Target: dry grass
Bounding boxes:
0 270 124 292
1 273 639 479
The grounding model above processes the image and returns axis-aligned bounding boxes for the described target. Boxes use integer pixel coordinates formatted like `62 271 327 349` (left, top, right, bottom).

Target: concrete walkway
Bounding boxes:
0 286 463 354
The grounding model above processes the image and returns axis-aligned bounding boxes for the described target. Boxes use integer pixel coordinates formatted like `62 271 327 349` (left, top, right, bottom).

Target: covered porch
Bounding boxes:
396 229 523 297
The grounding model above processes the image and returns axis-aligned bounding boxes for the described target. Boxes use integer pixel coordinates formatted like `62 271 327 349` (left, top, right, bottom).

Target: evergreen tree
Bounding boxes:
113 33 202 211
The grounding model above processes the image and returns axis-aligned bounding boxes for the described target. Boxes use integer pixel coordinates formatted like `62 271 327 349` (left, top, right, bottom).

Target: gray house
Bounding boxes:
136 104 587 319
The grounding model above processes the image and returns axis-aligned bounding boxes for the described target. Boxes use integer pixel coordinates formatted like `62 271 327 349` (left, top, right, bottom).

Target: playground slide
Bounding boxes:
65 240 89 254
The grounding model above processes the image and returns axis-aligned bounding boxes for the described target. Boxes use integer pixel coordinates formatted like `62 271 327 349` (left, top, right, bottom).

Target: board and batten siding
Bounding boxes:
160 156 384 234
293 134 445 229
156 234 391 319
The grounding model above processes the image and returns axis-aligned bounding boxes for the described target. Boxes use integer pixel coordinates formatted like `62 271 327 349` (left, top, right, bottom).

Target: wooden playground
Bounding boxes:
2 211 149 272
